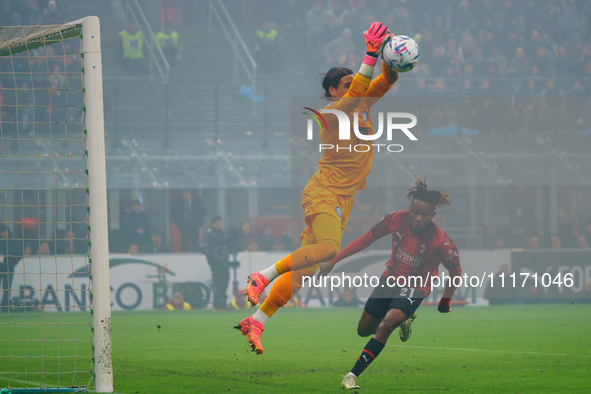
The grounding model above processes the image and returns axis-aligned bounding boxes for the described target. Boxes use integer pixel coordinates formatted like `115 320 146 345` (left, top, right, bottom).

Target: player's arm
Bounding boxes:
332 230 378 266
438 242 461 313
365 61 399 108
322 22 390 131
316 230 379 278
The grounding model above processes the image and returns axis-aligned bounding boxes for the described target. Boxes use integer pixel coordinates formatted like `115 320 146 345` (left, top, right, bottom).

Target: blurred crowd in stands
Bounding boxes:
0 0 62 27
299 0 591 80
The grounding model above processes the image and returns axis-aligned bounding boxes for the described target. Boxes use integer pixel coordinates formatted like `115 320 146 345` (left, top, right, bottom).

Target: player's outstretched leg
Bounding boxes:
237 254 320 354
399 313 417 342
245 214 340 305
340 309 407 388
234 316 264 354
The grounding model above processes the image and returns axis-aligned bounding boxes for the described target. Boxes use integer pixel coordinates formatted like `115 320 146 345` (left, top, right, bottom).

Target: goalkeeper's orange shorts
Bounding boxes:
300 179 354 245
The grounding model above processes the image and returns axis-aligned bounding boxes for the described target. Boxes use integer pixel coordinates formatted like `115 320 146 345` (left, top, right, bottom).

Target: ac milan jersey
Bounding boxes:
371 210 460 296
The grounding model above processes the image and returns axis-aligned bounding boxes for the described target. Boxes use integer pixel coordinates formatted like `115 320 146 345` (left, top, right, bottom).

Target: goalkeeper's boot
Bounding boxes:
234 316 264 354
245 272 269 306
399 312 417 342
341 372 360 390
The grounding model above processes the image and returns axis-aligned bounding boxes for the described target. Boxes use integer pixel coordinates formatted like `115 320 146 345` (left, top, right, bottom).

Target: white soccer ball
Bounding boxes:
382 35 420 73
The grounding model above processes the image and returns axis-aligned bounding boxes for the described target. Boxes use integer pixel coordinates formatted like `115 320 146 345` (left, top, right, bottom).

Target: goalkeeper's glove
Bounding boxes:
359 22 390 78
363 22 391 57
437 298 452 313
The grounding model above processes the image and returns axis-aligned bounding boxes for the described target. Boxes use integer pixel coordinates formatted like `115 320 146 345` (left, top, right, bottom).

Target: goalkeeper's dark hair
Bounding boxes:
319 67 353 99
406 177 451 209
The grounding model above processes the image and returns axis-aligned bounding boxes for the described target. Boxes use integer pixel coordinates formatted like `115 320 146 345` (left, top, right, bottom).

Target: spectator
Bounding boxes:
323 28 355 67
325 2 350 40
532 46 555 77
508 48 531 77
535 225 551 248
538 80 566 129
126 244 139 255
228 221 258 253
256 224 276 252
483 225 504 249
155 23 181 66
484 264 514 305
49 65 66 91
0 1 14 26
446 188 470 227
118 22 144 74
230 289 248 310
21 0 42 25
163 292 192 310
57 230 86 255
139 234 170 254
333 289 362 307
306 2 327 60
505 223 527 249
561 224 580 248
584 221 591 241
171 191 205 252
204 216 230 310
551 235 562 249
577 235 589 249
275 228 295 252
42 0 61 24
526 236 540 249
254 20 280 73
39 241 53 255
121 199 151 252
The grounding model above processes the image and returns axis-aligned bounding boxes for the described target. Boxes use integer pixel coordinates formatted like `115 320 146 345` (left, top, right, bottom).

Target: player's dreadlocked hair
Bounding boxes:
406 176 451 208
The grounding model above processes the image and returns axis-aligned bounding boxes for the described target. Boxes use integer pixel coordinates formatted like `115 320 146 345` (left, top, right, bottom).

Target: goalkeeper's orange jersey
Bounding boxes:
310 70 396 196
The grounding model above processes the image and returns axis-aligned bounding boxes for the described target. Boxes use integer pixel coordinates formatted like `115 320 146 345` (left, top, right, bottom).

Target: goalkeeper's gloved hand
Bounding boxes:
363 22 391 57
438 298 452 313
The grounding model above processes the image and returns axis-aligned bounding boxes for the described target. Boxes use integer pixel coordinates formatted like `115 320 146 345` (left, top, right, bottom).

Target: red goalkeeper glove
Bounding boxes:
363 22 391 57
438 298 452 313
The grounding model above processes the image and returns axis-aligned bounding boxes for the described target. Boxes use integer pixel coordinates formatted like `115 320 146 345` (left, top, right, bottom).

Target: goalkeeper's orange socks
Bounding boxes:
259 243 339 282
350 337 385 378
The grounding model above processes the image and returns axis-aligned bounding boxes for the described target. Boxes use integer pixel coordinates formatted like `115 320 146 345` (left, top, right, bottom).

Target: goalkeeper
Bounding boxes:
236 22 399 354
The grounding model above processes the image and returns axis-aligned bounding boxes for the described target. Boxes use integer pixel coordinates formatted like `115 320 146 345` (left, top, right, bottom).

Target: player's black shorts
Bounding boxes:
364 275 424 320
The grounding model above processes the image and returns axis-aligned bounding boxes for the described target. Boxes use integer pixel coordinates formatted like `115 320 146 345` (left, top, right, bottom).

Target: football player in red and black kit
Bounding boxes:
317 177 463 390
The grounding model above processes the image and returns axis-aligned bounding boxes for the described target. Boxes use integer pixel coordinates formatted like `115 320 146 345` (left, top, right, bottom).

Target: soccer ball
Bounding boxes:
382 35 420 73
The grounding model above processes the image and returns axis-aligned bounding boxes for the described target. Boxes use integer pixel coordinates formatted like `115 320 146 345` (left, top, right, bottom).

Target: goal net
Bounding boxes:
0 17 112 393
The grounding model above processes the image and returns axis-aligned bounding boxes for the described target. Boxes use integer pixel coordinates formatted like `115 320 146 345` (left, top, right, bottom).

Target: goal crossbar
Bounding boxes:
0 20 84 58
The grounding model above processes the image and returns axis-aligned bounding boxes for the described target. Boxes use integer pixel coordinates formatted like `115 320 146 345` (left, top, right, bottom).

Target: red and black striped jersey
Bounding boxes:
372 210 460 296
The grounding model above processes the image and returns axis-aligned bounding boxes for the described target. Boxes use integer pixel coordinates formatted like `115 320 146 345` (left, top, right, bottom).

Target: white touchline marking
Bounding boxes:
393 345 591 358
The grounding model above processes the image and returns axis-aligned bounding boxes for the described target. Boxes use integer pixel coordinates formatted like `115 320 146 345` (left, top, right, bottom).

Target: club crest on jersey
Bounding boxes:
336 207 342 217
419 244 426 254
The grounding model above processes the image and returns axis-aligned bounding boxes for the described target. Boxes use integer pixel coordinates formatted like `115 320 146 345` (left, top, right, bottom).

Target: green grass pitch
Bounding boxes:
1 304 590 392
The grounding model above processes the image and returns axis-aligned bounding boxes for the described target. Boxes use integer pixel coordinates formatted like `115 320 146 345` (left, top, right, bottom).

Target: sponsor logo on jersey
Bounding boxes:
395 244 423 267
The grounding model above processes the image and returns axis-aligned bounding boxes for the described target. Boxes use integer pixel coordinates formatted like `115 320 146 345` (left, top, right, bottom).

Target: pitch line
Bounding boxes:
393 345 591 358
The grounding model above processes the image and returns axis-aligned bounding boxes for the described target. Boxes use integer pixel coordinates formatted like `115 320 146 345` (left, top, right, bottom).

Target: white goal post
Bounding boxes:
0 16 112 393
